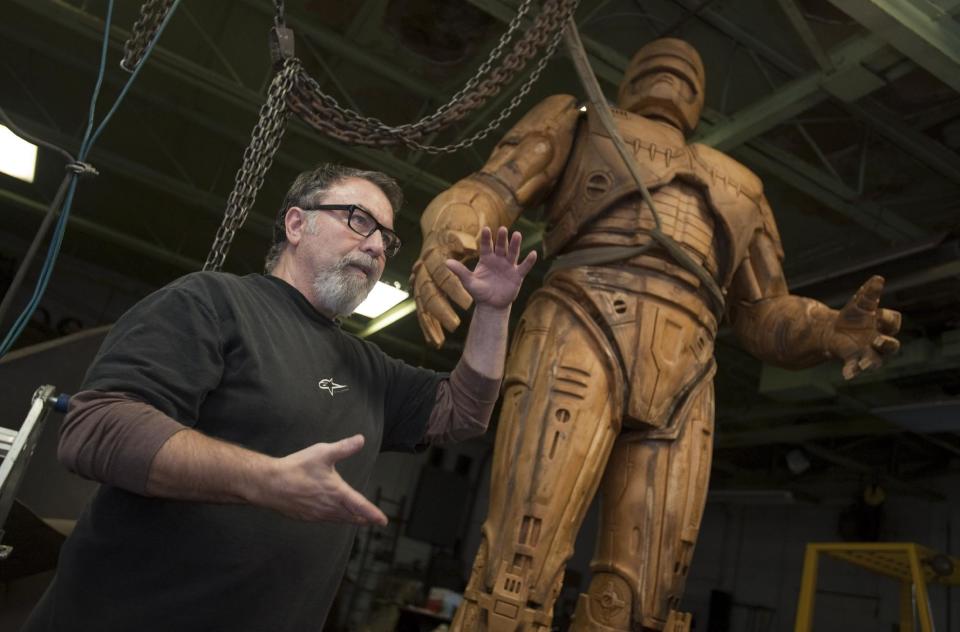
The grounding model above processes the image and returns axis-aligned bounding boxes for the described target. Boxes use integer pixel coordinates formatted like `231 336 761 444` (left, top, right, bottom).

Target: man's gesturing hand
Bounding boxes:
261 434 387 526
447 226 537 310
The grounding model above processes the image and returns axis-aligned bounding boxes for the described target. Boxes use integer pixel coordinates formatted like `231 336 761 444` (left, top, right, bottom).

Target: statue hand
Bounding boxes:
411 226 479 348
831 276 901 379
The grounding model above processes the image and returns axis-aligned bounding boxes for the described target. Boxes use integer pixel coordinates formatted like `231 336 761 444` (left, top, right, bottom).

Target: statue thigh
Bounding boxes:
452 286 624 632
572 377 715 632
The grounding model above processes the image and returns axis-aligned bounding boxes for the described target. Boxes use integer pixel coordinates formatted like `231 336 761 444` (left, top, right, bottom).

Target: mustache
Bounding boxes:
336 252 379 278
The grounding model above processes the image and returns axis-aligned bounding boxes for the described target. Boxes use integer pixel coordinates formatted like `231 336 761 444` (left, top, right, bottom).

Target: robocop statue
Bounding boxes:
411 38 901 631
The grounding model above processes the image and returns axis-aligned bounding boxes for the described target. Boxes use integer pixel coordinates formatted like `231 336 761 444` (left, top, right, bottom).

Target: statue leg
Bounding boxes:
570 376 714 632
451 287 624 632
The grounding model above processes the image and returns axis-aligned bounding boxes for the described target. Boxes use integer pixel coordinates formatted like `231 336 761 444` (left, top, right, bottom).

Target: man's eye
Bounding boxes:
353 216 375 231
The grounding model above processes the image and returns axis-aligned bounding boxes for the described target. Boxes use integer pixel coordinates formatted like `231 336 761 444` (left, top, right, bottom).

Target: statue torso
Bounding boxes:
542 106 771 430
543 107 769 289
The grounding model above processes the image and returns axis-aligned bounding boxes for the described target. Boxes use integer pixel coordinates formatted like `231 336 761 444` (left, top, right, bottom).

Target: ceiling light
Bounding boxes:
0 125 38 183
354 281 409 318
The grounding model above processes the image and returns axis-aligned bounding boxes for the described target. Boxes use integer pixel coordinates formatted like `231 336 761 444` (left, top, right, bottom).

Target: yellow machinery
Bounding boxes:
794 542 960 631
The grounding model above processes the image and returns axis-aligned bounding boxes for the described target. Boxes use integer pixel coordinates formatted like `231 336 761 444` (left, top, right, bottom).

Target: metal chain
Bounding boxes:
406 10 571 154
121 0 175 72
286 0 580 152
203 60 298 272
396 0 535 130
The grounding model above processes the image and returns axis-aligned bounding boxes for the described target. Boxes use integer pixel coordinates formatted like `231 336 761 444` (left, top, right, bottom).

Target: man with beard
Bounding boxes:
24 164 537 632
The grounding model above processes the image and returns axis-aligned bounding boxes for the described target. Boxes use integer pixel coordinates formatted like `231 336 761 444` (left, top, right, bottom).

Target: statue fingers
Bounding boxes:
438 269 473 311
426 251 473 309
872 334 900 356
854 275 884 313
857 348 884 373
877 308 901 335
841 350 880 380
415 306 445 349
841 356 861 380
414 269 460 334
424 250 472 310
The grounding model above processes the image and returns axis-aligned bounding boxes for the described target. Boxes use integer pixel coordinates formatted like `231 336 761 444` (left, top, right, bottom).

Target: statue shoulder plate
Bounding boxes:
689 143 763 202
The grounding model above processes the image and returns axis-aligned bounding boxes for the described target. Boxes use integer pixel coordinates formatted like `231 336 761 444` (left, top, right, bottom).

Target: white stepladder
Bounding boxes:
0 385 70 559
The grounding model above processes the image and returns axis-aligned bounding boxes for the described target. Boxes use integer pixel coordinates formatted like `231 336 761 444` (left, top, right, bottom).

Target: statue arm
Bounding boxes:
412 94 581 347
728 206 901 378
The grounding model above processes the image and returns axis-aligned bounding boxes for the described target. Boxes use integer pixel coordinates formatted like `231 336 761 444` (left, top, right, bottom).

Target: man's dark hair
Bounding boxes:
264 164 404 272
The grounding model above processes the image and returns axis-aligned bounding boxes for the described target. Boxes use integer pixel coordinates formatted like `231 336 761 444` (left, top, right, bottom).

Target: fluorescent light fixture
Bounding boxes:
354 281 409 318
0 124 38 183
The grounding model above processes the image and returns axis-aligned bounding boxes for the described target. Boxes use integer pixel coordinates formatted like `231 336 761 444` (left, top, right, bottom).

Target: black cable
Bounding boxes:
0 105 76 164
0 175 73 328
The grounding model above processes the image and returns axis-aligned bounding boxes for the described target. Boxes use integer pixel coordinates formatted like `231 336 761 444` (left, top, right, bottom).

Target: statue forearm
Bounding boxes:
731 295 838 369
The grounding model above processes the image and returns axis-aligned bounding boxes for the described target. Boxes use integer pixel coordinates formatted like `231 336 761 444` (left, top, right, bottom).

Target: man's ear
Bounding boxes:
285 207 306 245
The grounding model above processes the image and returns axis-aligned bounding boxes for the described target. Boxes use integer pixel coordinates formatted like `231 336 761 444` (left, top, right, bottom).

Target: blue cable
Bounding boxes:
0 0 181 356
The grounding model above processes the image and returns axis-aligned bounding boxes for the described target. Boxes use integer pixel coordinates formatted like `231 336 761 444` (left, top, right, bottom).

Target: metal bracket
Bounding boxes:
269 25 295 67
0 384 60 559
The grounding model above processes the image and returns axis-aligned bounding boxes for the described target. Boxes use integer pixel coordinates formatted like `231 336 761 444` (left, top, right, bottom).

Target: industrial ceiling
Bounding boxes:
2 0 960 502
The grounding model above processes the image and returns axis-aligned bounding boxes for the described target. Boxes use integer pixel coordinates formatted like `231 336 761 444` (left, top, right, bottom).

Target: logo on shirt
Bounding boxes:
318 378 349 396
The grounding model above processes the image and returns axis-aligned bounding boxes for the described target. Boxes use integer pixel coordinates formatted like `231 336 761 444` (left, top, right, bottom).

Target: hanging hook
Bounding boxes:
269 0 295 68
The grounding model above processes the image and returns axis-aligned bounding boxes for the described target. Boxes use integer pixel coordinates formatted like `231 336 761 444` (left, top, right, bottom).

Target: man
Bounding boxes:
24 163 537 631
411 39 901 631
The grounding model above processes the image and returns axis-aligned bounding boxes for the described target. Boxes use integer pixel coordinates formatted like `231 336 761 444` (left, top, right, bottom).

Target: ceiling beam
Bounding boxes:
0 188 203 272
235 0 440 99
7 0 455 198
827 0 960 93
693 35 888 150
772 0 834 71
845 100 960 184
0 111 274 238
733 140 928 242
466 0 624 85
674 0 960 189
11 0 544 246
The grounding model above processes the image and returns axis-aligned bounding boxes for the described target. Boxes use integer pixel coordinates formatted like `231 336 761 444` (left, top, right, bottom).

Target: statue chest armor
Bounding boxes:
542 109 770 431
573 181 722 280
543 108 767 288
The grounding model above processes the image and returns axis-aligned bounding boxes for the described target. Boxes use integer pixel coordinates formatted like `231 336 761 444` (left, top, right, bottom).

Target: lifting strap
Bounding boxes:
554 23 726 319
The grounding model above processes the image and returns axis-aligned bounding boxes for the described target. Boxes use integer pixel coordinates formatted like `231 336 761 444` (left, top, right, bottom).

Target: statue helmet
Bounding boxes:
617 38 705 134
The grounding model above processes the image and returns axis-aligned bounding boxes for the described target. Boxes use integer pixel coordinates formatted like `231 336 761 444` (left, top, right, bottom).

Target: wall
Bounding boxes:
680 480 960 631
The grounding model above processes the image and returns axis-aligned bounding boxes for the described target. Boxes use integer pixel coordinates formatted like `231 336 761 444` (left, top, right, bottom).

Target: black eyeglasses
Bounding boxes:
302 204 402 258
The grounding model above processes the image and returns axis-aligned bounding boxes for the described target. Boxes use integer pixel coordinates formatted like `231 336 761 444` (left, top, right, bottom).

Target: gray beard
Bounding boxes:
312 253 378 317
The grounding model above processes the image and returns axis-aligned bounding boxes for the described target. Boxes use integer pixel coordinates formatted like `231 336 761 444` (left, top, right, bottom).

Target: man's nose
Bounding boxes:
360 229 386 258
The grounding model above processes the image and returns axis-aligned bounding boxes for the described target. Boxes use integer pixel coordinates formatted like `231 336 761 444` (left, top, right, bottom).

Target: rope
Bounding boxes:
556 22 726 318
0 0 181 357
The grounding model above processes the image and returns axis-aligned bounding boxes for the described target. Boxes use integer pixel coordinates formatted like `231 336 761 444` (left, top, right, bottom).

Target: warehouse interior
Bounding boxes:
1 0 959 629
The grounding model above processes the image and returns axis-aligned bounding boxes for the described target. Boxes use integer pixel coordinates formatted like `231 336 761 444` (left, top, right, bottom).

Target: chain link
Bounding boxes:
122 0 581 268
286 0 580 152
121 0 175 72
203 60 298 271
